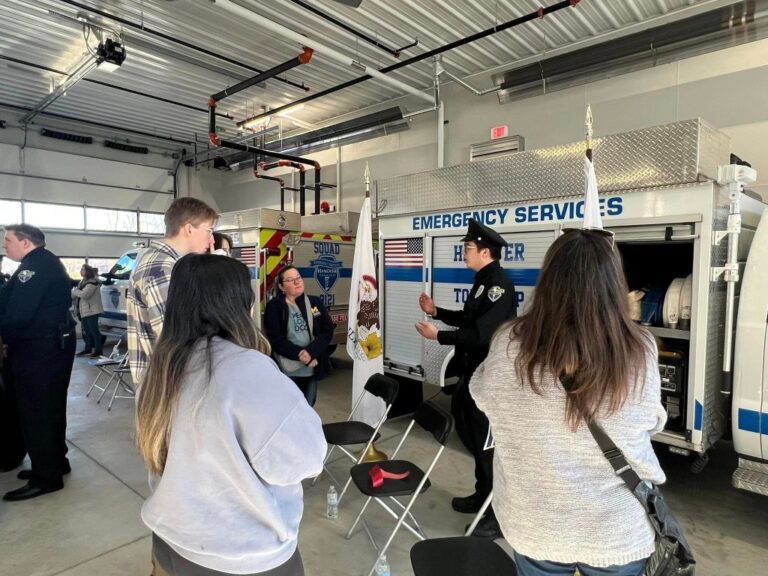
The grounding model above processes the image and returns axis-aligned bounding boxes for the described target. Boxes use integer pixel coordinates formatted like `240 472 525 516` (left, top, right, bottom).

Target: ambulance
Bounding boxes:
375 118 768 496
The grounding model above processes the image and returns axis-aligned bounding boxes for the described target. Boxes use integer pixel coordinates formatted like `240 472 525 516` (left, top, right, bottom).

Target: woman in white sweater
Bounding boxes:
136 254 326 576
470 229 667 576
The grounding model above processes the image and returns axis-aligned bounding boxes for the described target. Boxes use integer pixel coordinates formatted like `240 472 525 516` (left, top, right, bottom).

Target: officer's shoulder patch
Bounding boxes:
474 285 485 298
487 285 504 302
18 270 36 283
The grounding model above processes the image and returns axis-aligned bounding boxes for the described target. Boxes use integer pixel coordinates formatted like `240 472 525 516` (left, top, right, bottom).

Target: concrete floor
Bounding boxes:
1 351 767 576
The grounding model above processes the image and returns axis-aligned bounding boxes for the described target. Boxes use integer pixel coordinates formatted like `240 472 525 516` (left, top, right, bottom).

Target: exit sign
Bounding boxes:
490 125 508 140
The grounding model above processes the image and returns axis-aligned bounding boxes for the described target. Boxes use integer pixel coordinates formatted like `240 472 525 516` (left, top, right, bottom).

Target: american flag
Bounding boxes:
385 238 423 268
233 246 257 267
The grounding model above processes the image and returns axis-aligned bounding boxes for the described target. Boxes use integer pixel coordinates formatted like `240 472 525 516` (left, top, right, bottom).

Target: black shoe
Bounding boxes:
17 461 71 481
76 349 93 357
3 482 64 501
466 515 503 539
451 492 484 514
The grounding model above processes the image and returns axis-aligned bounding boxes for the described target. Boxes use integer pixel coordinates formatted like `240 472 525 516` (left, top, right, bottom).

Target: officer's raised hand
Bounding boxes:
418 293 436 316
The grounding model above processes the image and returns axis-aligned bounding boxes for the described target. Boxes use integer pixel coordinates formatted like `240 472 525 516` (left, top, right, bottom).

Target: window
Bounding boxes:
140 212 165 235
25 202 84 230
0 200 22 225
1 257 20 278
106 251 138 281
59 257 120 280
86 207 138 233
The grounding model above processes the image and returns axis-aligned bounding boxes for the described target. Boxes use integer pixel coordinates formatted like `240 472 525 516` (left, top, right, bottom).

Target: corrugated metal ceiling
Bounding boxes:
0 0 732 149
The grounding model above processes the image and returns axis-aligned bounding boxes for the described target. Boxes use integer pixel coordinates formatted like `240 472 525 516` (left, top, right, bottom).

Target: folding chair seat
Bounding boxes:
345 401 454 576
313 373 398 504
410 536 517 576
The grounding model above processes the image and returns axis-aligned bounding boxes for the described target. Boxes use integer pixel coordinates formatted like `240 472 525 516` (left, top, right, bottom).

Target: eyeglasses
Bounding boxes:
561 227 615 249
191 223 215 237
282 276 304 285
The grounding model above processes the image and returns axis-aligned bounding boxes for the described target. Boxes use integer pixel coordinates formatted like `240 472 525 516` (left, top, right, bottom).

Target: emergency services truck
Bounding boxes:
375 118 768 496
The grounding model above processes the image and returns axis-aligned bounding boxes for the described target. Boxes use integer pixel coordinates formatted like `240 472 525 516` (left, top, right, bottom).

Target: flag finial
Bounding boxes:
585 104 593 150
364 162 371 198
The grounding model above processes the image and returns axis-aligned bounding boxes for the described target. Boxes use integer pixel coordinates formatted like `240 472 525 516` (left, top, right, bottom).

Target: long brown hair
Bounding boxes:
136 254 270 475
509 229 650 429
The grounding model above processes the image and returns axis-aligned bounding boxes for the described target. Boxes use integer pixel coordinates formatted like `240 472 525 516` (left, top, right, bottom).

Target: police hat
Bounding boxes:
461 218 508 249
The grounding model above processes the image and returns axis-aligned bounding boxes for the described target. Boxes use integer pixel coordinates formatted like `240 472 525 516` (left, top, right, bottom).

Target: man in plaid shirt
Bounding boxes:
127 197 217 387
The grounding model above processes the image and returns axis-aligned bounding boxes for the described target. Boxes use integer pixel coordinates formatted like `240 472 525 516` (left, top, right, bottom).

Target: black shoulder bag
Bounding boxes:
587 420 696 576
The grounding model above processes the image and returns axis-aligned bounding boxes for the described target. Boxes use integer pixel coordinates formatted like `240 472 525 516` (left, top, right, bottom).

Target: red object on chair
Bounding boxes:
369 464 411 488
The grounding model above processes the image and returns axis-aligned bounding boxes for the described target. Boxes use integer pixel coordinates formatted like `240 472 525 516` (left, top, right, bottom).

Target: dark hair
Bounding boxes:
164 197 218 237
136 254 269 474
5 224 45 247
277 265 300 285
81 264 97 280
213 231 233 251
507 229 650 429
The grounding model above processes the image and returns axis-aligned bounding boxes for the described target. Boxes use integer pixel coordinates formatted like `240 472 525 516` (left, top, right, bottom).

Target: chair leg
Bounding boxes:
337 476 354 505
464 491 494 536
96 373 118 404
107 377 121 410
346 495 374 540
365 492 424 576
86 371 104 397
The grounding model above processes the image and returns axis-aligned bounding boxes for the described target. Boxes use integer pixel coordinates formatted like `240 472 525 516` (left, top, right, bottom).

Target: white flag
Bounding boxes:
583 155 603 230
347 195 386 425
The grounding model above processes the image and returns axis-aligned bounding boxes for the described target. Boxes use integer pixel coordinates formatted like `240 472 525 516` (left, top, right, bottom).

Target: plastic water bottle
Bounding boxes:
375 554 390 576
326 485 339 520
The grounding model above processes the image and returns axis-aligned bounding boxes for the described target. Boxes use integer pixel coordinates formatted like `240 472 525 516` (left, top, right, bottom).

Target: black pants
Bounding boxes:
152 534 305 576
8 335 75 488
451 375 494 500
80 314 103 354
0 364 26 470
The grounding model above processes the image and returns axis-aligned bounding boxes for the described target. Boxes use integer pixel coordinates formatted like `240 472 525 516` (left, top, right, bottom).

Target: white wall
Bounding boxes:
211 37 768 213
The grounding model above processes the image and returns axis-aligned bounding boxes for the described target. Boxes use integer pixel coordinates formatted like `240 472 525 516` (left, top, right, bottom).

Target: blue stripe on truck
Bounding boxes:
432 268 540 287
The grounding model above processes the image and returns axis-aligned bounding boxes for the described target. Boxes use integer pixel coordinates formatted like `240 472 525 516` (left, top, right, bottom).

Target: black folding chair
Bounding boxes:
411 537 517 576
313 373 399 505
345 401 454 576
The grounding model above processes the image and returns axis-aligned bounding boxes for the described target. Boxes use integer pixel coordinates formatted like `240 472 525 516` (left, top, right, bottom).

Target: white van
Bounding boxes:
99 249 139 334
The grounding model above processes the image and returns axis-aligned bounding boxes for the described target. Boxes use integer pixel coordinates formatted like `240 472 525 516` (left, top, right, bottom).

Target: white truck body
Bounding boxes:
375 119 768 495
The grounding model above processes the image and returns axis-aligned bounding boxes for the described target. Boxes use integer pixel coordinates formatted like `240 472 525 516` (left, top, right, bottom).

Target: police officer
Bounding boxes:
415 218 517 538
0 224 76 501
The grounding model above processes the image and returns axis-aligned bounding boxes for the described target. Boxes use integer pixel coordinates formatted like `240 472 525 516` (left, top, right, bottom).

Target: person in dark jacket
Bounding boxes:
0 224 76 501
264 265 335 407
415 218 517 538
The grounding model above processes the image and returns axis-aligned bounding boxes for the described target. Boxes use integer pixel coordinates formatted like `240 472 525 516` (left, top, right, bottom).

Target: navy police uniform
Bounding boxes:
432 220 517 508
0 246 76 492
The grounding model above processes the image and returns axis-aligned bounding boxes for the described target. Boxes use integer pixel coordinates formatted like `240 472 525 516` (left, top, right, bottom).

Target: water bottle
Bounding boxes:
375 554 390 576
326 485 339 520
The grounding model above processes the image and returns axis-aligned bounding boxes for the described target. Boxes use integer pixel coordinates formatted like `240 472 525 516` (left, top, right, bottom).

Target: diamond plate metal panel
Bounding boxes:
376 120 730 217
733 459 768 497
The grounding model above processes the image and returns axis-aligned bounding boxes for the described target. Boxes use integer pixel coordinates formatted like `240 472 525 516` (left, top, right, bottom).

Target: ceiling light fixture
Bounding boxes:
96 38 126 71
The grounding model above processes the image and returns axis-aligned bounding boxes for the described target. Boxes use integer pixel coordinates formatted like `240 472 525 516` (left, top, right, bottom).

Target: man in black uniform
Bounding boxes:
0 224 76 501
415 219 517 538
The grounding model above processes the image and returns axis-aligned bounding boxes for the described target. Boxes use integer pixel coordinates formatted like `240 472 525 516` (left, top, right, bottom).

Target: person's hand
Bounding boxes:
308 359 318 368
298 349 312 365
415 321 439 340
418 293 436 315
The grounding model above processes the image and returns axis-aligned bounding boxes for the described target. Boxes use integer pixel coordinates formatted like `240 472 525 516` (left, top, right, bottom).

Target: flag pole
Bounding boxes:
364 162 371 199
582 104 603 230
585 104 593 162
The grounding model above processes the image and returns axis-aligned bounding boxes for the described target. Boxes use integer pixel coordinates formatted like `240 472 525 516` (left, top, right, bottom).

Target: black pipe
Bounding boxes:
289 0 417 57
254 171 285 210
0 101 195 145
0 55 234 119
238 0 580 127
299 170 306 216
211 48 313 102
314 166 320 216
58 0 309 92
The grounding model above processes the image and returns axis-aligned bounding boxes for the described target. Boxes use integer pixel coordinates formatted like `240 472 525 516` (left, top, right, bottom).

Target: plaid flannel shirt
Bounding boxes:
127 240 179 387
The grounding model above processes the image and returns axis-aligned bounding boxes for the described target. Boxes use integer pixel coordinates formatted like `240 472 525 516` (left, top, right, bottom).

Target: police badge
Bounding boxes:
18 270 36 283
487 285 504 302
